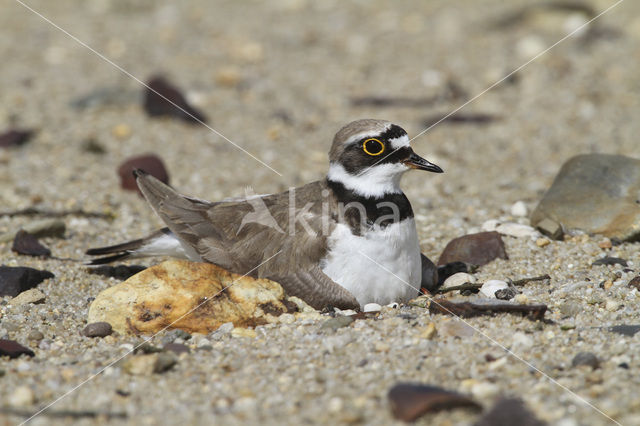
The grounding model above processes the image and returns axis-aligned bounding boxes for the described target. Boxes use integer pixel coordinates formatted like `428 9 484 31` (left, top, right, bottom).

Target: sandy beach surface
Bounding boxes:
1 0 639 425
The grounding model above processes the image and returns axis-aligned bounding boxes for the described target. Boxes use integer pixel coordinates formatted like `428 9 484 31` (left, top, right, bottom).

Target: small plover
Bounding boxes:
87 119 443 309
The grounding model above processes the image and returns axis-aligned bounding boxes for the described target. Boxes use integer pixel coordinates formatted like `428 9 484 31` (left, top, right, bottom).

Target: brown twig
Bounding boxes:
0 407 127 419
0 207 113 219
509 274 550 286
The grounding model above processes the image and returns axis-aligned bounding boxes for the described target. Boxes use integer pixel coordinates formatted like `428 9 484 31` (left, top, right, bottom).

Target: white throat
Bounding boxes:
327 162 408 197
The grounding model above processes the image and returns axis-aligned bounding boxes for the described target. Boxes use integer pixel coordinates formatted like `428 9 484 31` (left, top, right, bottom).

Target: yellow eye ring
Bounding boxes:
363 138 385 156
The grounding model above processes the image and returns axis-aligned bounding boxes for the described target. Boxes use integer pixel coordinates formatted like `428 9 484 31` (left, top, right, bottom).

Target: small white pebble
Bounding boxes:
386 302 399 309
481 219 501 232
9 385 34 407
335 309 358 316
443 273 477 289
471 382 500 400
495 223 538 238
512 332 533 349
278 313 296 324
605 299 622 312
479 280 509 298
363 303 382 313
510 201 528 217
514 294 529 304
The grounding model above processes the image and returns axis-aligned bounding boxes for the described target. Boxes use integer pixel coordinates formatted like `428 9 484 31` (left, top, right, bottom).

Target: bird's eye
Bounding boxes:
362 138 384 156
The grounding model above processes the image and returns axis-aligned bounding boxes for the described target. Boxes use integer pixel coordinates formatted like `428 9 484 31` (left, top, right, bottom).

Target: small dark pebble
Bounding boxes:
495 287 517 300
27 330 44 341
115 389 131 397
161 329 192 345
88 265 147 281
608 325 640 337
82 138 107 154
0 129 34 148
438 232 508 267
618 362 629 369
474 398 545 426
0 339 35 358
592 257 628 267
571 352 600 369
82 322 113 338
163 342 190 355
628 275 640 291
118 154 169 194
144 76 207 124
388 383 481 422
135 342 163 354
12 230 51 257
0 265 55 297
153 352 177 374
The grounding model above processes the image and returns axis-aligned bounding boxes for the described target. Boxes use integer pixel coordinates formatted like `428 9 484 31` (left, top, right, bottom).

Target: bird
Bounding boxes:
86 119 443 310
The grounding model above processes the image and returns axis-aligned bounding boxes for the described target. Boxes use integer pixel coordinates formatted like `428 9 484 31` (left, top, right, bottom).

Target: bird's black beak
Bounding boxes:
403 152 443 173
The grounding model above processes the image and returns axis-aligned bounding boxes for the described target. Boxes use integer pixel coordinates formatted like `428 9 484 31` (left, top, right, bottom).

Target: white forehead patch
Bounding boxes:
388 134 410 150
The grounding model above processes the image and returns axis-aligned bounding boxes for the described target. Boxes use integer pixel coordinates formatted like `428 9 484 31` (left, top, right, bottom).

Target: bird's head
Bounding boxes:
327 119 442 197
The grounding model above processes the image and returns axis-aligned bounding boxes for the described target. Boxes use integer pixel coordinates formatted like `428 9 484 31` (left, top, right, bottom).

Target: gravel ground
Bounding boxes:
1 0 640 425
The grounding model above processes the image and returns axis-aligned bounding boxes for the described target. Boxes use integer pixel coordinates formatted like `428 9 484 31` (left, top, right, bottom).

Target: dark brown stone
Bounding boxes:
0 339 35 358
143 76 207 124
437 231 508 266
12 230 51 257
0 129 33 148
629 276 640 291
118 154 169 193
388 383 480 422
0 266 54 297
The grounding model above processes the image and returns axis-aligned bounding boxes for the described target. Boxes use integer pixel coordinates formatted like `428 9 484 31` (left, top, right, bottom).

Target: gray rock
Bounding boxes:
535 218 564 240
437 232 508 267
531 154 640 241
82 322 113 338
571 352 600 369
27 330 44 341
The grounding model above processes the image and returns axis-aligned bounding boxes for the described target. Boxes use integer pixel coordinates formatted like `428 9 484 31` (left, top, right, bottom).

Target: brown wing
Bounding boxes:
134 170 357 308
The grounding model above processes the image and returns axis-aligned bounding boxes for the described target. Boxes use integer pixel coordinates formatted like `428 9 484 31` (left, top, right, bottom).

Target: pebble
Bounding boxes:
495 287 517 301
388 383 480 422
0 266 54 297
163 342 191 355
11 230 51 257
144 75 208 123
437 231 508 267
513 294 529 304
605 299 622 312
27 330 44 341
231 328 257 338
321 316 354 331
609 325 640 337
0 129 34 148
479 280 509 298
82 322 113 338
122 352 177 375
531 154 640 241
111 123 131 140
535 238 550 247
440 320 475 338
88 265 147 281
495 223 538 238
534 218 564 240
592 257 628 267
598 239 613 249
118 154 170 194
8 385 35 407
363 303 382 313
442 272 477 289
0 339 35 358
629 276 640 291
420 253 439 292
10 288 46 306
510 201 528 217
470 382 500 400
419 323 437 340
571 352 600 369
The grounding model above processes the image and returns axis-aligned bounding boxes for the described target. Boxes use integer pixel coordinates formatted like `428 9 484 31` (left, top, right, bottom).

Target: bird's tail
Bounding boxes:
85 227 186 265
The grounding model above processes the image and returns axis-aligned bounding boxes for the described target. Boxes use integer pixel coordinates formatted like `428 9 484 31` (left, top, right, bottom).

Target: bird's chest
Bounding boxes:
321 218 422 307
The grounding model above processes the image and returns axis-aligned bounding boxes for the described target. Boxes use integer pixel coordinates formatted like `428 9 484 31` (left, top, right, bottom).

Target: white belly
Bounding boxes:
321 218 422 307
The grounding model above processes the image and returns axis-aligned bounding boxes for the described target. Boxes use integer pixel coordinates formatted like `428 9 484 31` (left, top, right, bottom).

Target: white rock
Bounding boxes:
363 303 382 313
471 382 500 399
442 273 477 290
481 219 501 232
386 302 399 309
605 299 622 312
510 201 528 217
479 280 509 298
512 331 534 349
495 222 538 238
335 309 358 316
278 313 296 324
9 385 34 407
